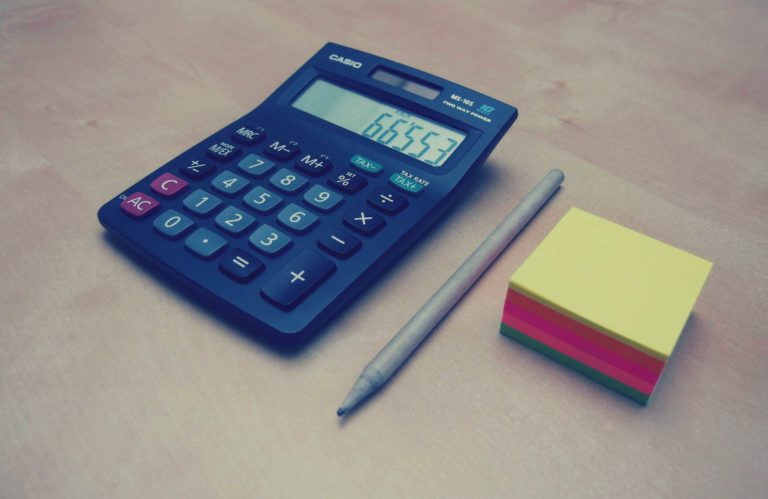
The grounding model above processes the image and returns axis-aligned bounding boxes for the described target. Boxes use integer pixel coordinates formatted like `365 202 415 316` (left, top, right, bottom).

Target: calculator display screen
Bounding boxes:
292 79 466 167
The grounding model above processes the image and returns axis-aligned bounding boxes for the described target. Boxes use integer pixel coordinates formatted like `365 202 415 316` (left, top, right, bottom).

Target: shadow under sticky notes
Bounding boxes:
500 208 712 404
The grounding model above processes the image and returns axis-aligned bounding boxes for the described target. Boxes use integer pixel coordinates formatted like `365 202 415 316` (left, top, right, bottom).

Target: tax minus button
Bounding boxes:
350 154 383 175
388 173 424 195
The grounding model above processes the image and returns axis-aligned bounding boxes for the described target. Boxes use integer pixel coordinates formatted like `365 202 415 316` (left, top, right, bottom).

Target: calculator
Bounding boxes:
98 43 517 342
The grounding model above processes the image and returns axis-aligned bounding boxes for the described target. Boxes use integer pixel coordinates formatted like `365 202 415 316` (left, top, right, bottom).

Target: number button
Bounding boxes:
215 206 256 235
249 224 292 256
150 172 188 197
182 189 223 216
185 228 228 259
263 139 300 161
294 153 333 176
303 185 343 212
328 170 367 194
317 226 361 259
219 248 264 283
343 205 386 235
211 170 250 196
179 158 215 179
243 186 283 214
367 187 408 215
269 168 307 193
238 153 275 178
120 192 160 218
231 125 266 146
260 249 336 309
206 140 241 162
153 209 194 239
277 203 319 233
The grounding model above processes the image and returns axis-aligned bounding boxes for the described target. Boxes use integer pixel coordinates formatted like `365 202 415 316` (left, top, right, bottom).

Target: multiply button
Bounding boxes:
367 187 408 214
261 249 336 309
263 139 300 161
343 205 385 235
150 172 188 197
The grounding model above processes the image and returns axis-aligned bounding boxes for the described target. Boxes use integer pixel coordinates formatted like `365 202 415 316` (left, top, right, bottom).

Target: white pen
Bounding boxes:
337 169 565 417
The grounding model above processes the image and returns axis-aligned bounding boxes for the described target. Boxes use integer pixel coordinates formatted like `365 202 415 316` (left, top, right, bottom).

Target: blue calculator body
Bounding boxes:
98 43 517 342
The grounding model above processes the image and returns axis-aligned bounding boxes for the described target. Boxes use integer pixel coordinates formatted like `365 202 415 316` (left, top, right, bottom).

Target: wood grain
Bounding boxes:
1 1 766 497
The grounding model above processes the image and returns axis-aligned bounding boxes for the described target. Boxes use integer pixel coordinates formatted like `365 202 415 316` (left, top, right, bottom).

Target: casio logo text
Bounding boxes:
328 54 362 69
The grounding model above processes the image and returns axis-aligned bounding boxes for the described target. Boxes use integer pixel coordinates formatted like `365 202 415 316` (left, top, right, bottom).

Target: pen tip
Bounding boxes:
337 407 346 417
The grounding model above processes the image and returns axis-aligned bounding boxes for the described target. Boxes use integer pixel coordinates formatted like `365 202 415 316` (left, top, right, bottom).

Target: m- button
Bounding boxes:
261 249 336 309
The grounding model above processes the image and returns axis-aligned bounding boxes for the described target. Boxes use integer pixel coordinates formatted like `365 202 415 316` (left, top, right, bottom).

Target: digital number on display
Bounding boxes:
292 79 466 168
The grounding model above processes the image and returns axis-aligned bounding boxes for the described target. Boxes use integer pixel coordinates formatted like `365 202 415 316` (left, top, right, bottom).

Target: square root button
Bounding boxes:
261 249 336 309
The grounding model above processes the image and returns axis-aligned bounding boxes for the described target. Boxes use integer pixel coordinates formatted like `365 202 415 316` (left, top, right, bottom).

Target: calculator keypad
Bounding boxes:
115 123 417 314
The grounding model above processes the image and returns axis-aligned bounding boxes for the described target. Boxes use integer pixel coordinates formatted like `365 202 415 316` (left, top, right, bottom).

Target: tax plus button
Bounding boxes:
261 249 336 309
389 173 424 195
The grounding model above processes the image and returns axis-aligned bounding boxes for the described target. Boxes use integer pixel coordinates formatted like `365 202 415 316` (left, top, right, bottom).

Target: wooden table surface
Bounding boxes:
2 1 766 497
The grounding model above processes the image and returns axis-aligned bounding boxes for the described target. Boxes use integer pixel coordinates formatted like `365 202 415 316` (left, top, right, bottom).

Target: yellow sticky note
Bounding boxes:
509 208 712 360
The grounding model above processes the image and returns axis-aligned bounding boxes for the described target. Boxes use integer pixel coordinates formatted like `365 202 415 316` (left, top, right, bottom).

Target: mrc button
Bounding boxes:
231 125 266 146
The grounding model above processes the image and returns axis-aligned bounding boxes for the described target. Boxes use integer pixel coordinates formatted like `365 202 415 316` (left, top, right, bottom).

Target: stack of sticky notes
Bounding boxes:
500 208 712 404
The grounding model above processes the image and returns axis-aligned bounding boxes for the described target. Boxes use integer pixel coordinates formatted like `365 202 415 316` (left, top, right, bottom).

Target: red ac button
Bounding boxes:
120 192 160 218
150 172 188 197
